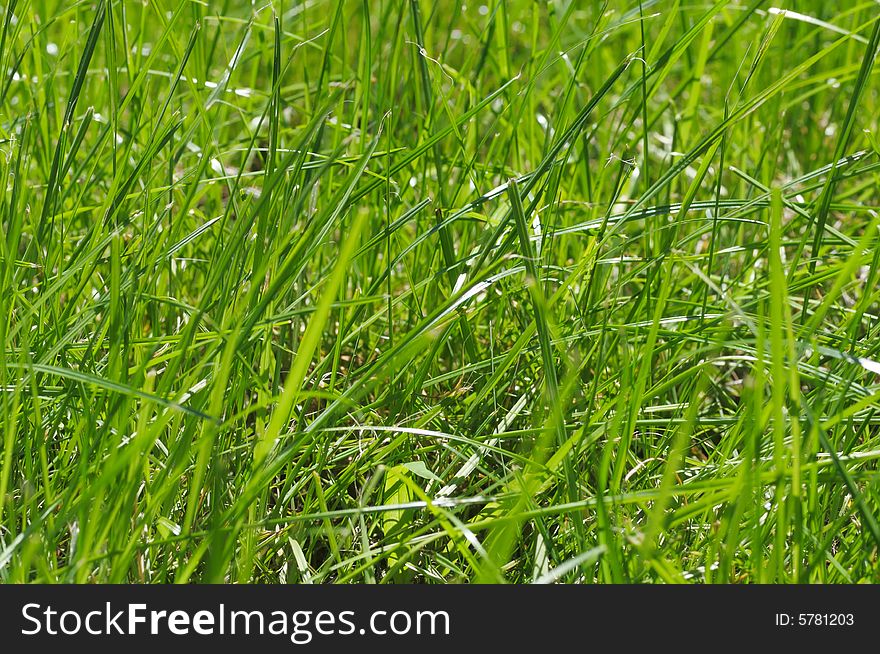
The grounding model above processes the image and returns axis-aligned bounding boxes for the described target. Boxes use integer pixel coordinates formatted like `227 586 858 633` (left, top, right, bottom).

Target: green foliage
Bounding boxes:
1 0 879 583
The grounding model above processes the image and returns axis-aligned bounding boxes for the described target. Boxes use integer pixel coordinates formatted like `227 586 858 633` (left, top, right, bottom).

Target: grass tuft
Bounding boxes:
1 0 879 583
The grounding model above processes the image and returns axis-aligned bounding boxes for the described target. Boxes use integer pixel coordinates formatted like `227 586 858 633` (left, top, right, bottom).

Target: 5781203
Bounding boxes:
775 613 854 627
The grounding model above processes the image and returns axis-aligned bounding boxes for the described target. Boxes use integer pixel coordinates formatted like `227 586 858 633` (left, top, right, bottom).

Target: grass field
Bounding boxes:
1 0 879 583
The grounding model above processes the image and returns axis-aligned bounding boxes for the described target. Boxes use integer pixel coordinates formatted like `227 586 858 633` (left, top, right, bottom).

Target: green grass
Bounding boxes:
1 0 879 583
